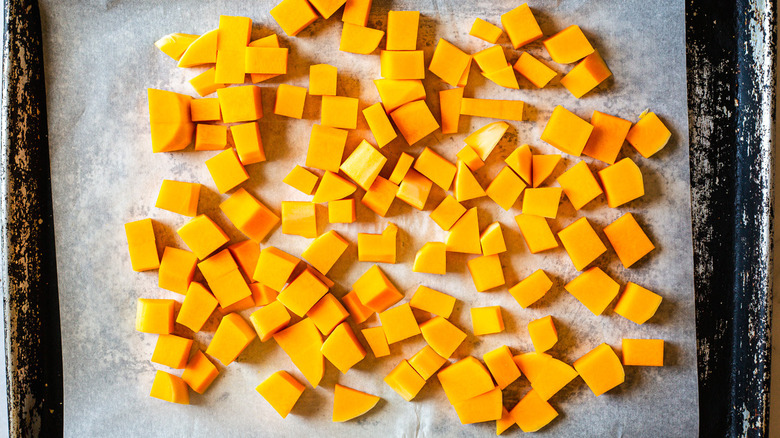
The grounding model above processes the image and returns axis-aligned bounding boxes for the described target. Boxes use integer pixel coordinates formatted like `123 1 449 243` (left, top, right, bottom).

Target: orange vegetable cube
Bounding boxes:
321 322 366 373
176 282 218 332
361 326 390 358
557 161 603 210
384 360 426 401
284 165 318 194
252 246 300 291
342 0 372 26
274 84 307 119
412 242 446 275
460 98 524 121
332 384 381 422
564 267 620 315
217 15 251 50
151 334 193 369
409 285 455 317
212 49 244 83
190 98 221 122
513 52 557 88
510 390 557 432
614 282 663 324
513 352 577 400
473 45 508 74
486 166 526 211
560 51 612 98
522 187 563 218
281 201 317 238
340 139 387 190
543 25 594 64
150 370 189 405
380 50 424 79
446 206 481 254
307 293 349 336
136 298 174 334
205 148 249 193
469 18 502 44
182 350 219 394
514 214 558 254
158 247 197 293
249 301 291 341
177 28 217 68
386 10 419 50
440 87 464 135
216 86 263 123
125 218 160 272
626 111 671 158
147 89 194 153
339 23 384 54
321 95 359 130
598 157 644 207
541 105 593 156
430 195 466 231
358 222 397 264
413 147 456 191
245 47 288 75
470 306 504 335
480 222 506 256
312 171 356 204
509 269 552 308
420 316 467 358
557 217 606 271
374 79 426 114
248 34 283 84
408 345 447 380
390 100 440 145
501 3 543 49
528 315 557 352
454 160 486 203
230 122 266 165
273 318 325 387
437 356 494 403
378 303 420 344
505 144 532 184
177 215 229 260
155 32 198 60
328 198 356 223
363 102 397 147
389 152 414 185
603 212 655 268
467 254 505 292
483 345 521 389
397 170 433 210
361 176 398 217
428 38 471 86
256 370 305 418
342 290 374 323
198 249 252 308
574 343 624 396
277 268 329 317
622 339 664 366
309 64 337 96
464 121 509 163
219 188 280 242
456 145 484 172
531 154 562 187
189 67 225 98
205 313 257 365
302 230 349 275
451 386 503 425
352 265 403 312
270 0 318 36
582 110 632 164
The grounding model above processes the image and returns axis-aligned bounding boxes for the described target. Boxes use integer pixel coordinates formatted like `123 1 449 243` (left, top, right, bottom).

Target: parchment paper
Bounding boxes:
40 0 698 436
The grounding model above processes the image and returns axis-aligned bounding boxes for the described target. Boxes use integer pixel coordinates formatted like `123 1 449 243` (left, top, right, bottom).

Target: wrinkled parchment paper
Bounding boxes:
41 0 697 436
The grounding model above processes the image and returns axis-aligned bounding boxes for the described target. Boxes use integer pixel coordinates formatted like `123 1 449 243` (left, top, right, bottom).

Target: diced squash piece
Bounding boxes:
217 85 263 123
480 222 506 256
522 187 562 219
363 102 397 147
510 390 557 432
361 176 398 217
189 68 225 97
198 249 252 308
626 111 671 158
158 247 197 293
308 293 349 336
150 370 189 405
487 166 526 211
321 322 366 373
321 95 359 130
273 318 325 387
598 157 644 207
413 242 446 275
541 105 593 156
583 110 632 164
309 64 337 96
564 267 620 315
389 152 414 185
557 161 602 210
277 268 329 317
614 282 663 324
514 214 558 254
343 0 372 26
244 47 288 76
151 334 193 369
410 285 455 317
446 207 481 254
353 265 403 312
505 144 532 184
147 89 194 153
333 384 381 422
469 18 502 44
205 148 249 193
217 15 251 51
342 290 374 323
220 188 280 243
136 298 174 334
439 87 464 135
250 301 291 341
513 352 577 400
467 255 505 292
205 313 256 365
464 121 509 161
231 122 266 165
454 161 486 202
358 223 398 264
378 303 420 344
560 51 612 98
312 171 356 204
413 147 456 191
557 217 606 271
274 84 306 119
339 23 384 54
341 139 387 190
247 35 282 83
362 326 390 358
125 218 160 272
470 305 504 335
191 98 222 121
603 212 655 268
622 339 664 366
306 124 348 172
380 50 424 79
460 98 523 121
391 100 440 145
270 0 318 36
452 386 502 424
309 0 347 19
420 316 467 358
528 315 557 352
252 246 300 291
509 269 552 308
177 215 229 260
256 371 305 418
473 45 508 74
456 146 483 173
303 230 349 275
177 29 217 67
437 356 494 403
482 65 520 89
513 52 557 88
430 195 466 231
384 360 426 401
574 343 624 396
543 25 594 64
284 166 319 195
386 10 419 50
531 154 561 187
182 350 219 394
281 201 317 238
374 79 426 113
496 406 516 435
404 349 444 386
483 345 521 389
397 170 433 210
501 4 543 49
429 38 471 86
329 199 356 223
155 33 199 61
176 282 218 331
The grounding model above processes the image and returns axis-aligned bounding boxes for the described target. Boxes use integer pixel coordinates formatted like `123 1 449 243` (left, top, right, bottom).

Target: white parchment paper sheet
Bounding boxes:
40 0 697 436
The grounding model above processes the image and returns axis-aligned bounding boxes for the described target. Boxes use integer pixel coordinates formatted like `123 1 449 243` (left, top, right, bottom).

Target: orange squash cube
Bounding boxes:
428 38 471 86
483 345 521 389
513 52 557 88
420 316 466 358
328 198 356 223
412 242 446 275
564 267 620 315
339 23 384 54
189 68 224 98
437 356 494 403
312 171 356 204
456 145 484 172
217 15 251 50
245 47 288 75
302 230 349 275
230 121 266 165
505 144 532 184
522 187 563 218
614 282 663 324
216 86 263 123
497 406 515 435
308 0 347 18
501 3 543 49
321 95 359 130
391 100 440 145
509 269 552 308
270 0 318 36
363 102 397 147
582 110 632 164
408 345 447 380
557 217 607 271
247 35 284 84
309 63 337 96
205 313 257 365
446 207 481 254
467 254 505 292
277 268 329 317
469 18 502 44
514 214 558 253
281 201 317 238
176 282 218 332
158 247 197 293
460 98 524 121
430 195 466 231
440 87 464 135
252 246 300 291
626 111 671 158
574 343 624 396
150 370 189 405
190 98 222 122
177 29 217 68
513 352 578 400
205 148 249 193
452 386 503 424
528 315 557 352
378 303 420 344
250 301 291 341
151 334 193 369
532 154 562 187
413 147 456 191
543 25 594 63
386 10 419 50
374 79 426 113
198 249 252 308
194 124 227 151
256 371 305 418
358 222 397 264
560 51 612 98
480 222 506 256
181 350 219 394
603 212 655 268
470 306 504 335
274 84 307 119
307 293 349 336
177 215 229 260
147 89 194 153
384 359 426 401
321 322 366 373
343 0 372 26
219 188 280 242
283 165 318 195
465 121 509 161
410 285 455 317
361 176 398 217
155 32 198 60
486 166 526 211
332 384 381 422
361 326 390 358
340 139 387 190
213 50 243 82
125 218 160 272
556 161 603 210
380 50 424 80
136 298 175 334
481 65 520 89
306 124 349 172
622 339 664 366
341 290 374 323
272 318 325 387
473 45 508 74
598 157 644 207
510 390 557 432
352 265 403 312
397 170 433 210
541 105 593 156
389 152 414 185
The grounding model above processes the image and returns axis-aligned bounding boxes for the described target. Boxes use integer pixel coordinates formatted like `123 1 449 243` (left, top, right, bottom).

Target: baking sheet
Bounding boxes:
40 0 698 436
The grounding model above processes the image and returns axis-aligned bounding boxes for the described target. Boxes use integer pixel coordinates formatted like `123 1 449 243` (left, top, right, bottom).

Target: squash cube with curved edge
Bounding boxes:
150 370 189 405
321 322 366 373
307 293 349 336
420 316 466 358
256 371 305 418
509 269 552 308
573 343 625 396
136 298 175 334
333 384 381 422
614 282 663 324
626 111 671 158
352 265 403 312
384 360 426 401
598 157 644 207
270 0 317 36
220 188 280 243
250 301 291 341
412 242 446 275
437 356 494 403
181 350 219 394
205 313 257 365
510 390 557 432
